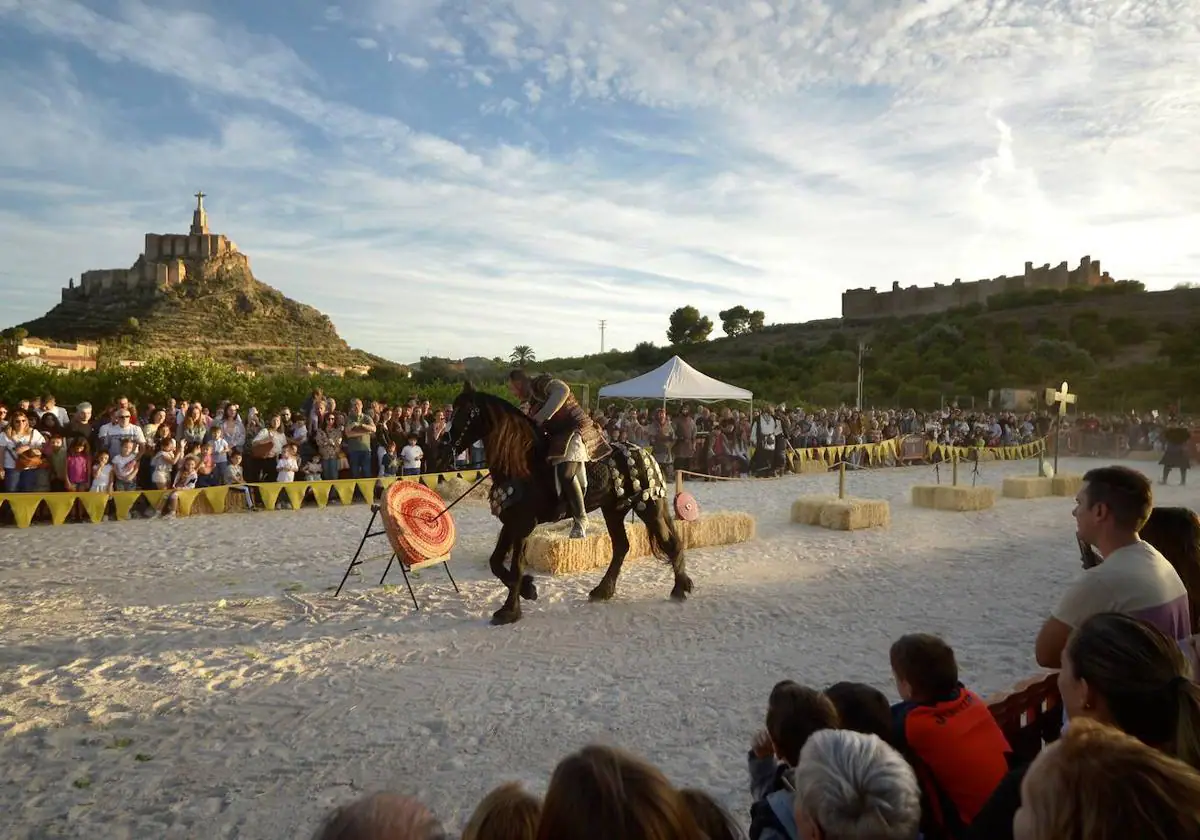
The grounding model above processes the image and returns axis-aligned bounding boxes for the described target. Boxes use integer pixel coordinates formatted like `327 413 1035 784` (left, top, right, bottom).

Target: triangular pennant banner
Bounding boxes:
201 486 229 514
356 479 377 504
140 490 168 512
111 491 143 521
41 492 79 525
378 476 398 491
420 474 439 488
457 470 478 483
283 483 307 509
175 488 201 516
332 480 357 505
256 483 285 510
2 494 42 528
309 481 332 508
78 492 110 523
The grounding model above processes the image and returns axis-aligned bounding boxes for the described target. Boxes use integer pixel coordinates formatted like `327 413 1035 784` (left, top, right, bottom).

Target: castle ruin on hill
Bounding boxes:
841 256 1113 320
61 192 248 302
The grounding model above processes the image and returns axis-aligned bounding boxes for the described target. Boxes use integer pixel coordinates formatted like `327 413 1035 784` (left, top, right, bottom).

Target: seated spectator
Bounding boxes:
749 682 841 840
793 729 922 840
680 789 745 840
890 633 1011 838
537 744 701 840
1036 466 1190 669
311 792 445 840
461 782 539 840
1012 718 1200 840
1140 507 1200 635
824 682 894 744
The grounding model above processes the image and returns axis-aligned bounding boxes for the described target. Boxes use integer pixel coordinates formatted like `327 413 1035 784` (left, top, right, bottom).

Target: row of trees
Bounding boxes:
667 305 766 345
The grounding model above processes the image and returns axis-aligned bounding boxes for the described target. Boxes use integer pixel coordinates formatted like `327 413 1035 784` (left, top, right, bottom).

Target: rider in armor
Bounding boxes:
508 370 611 538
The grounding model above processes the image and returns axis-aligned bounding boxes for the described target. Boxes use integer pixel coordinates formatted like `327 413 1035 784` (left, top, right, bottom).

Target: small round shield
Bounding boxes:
382 480 457 566
674 491 700 521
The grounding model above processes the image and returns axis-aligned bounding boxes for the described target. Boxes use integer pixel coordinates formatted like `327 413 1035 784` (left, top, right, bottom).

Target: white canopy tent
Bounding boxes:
598 355 753 409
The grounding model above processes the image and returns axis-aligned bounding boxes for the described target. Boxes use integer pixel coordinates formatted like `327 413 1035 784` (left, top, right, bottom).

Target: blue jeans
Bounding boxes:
4 469 39 492
322 458 340 480
348 449 372 479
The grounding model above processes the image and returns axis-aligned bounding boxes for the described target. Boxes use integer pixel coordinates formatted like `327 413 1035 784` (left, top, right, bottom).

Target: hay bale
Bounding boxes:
1051 473 1084 497
795 459 829 475
912 485 995 511
818 498 890 531
436 476 491 504
524 511 755 576
1002 476 1053 499
791 495 839 526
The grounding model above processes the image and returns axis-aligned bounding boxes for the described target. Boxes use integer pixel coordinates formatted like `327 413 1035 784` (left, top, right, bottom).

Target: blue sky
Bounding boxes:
1 0 1196 363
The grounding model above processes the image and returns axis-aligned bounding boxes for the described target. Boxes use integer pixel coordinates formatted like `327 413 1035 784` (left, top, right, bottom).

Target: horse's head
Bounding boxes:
448 381 480 452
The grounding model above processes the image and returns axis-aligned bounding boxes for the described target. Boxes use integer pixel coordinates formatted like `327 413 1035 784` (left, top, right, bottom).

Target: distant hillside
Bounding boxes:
539 285 1200 411
16 252 384 372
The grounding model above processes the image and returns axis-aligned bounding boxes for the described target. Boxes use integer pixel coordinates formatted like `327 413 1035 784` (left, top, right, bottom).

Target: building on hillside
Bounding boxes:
60 192 246 303
988 388 1040 411
842 256 1114 321
14 338 99 371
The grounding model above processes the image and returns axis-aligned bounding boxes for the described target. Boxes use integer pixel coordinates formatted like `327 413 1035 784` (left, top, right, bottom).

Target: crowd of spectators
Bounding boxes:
301 466 1200 840
0 389 1192 498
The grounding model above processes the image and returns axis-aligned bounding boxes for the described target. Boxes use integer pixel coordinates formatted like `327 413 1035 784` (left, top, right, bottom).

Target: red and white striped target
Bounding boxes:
382 480 457 567
674 491 700 521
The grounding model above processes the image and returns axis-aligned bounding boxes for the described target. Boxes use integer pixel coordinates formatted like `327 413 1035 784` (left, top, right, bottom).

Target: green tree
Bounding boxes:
718 305 752 337
667 306 713 345
632 341 661 366
510 345 536 365
748 309 766 332
1 327 28 360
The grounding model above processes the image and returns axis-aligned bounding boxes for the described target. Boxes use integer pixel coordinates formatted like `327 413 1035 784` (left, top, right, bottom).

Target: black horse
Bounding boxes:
449 382 691 625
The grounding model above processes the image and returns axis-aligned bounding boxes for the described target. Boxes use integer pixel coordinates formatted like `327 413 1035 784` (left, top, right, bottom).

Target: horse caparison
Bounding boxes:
449 382 692 625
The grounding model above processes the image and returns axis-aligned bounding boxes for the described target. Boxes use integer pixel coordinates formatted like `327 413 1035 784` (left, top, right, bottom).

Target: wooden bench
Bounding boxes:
985 672 1062 762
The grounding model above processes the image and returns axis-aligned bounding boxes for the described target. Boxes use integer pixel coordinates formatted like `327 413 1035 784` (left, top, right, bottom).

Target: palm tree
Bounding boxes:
510 345 536 365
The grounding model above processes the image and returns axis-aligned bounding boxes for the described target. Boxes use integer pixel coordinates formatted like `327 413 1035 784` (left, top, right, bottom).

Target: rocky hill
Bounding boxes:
16 252 383 372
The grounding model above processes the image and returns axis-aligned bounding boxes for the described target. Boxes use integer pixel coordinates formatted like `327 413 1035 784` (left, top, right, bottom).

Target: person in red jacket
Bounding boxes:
890 633 1012 840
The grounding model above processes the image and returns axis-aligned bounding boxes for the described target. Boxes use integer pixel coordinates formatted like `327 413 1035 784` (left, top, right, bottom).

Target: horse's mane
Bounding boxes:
472 391 537 479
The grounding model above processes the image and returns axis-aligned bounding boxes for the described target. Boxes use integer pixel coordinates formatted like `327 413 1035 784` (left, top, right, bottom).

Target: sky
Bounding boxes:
0 0 1197 364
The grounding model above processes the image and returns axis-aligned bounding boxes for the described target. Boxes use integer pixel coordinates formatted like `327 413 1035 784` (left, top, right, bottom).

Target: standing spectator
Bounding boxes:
219 404 246 453
39 394 68 427
99 409 146 458
111 438 140 491
673 406 696 479
0 410 47 492
401 433 423 477
64 438 91 492
248 414 287 482
343 399 376 479
315 413 344 480
650 407 676 480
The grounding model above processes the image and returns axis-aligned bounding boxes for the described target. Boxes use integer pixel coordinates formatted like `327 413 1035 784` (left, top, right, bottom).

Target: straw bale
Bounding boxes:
1002 476 1053 499
524 511 755 576
796 459 829 475
912 484 995 511
1051 474 1084 497
817 498 890 531
791 495 839 526
436 476 492 504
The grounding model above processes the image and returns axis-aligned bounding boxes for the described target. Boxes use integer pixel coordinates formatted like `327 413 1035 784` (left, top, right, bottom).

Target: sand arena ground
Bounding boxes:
0 457 1187 839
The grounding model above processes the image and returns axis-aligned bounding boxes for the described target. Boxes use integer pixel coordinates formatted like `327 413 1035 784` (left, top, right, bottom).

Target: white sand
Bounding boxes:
0 457 1183 838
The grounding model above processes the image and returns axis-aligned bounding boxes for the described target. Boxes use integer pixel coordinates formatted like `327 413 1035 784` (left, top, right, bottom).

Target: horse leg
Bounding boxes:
589 505 631 602
644 500 692 601
487 523 517 586
492 519 536 625
516 532 538 601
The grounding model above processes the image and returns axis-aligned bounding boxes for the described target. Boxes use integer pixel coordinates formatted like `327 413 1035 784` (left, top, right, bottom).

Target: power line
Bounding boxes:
599 320 607 353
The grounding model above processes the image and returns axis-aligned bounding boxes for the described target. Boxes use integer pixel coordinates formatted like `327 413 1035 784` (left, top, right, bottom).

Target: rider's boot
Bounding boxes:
558 462 587 539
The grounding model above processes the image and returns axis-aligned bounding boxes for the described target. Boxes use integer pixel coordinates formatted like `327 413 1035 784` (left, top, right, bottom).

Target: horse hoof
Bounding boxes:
670 575 694 601
589 584 615 602
491 608 521 626
520 574 539 601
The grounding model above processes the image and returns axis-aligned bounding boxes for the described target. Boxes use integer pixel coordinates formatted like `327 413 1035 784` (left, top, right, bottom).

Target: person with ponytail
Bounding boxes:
1141 507 1200 635
969 611 1200 839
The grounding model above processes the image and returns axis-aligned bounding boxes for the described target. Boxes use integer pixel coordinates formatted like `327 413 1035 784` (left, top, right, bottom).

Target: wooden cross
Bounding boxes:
1044 381 1077 472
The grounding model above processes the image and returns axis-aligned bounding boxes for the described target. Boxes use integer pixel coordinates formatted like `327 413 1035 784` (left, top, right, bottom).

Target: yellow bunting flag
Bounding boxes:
282 483 308 510
111 491 143 521
332 480 357 506
355 479 377 504
201 486 229 514
457 470 478 483
141 490 168 513
308 481 332 508
175 488 201 517
378 476 398 491
77 492 110 523
256 483 285 511
2 494 42 528
40 492 79 526
420 474 439 488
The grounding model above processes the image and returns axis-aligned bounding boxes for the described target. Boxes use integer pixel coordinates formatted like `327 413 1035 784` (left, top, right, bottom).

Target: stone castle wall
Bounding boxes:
61 232 240 303
842 256 1113 320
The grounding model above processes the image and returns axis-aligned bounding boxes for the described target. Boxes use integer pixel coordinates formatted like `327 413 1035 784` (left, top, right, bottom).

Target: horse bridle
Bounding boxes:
450 401 480 453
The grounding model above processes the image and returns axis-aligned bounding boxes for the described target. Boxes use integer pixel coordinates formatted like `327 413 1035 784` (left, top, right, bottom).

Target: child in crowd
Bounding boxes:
195 441 217 488
748 681 840 840
400 433 423 477
381 440 400 477
90 450 113 492
111 438 139 491
151 439 180 490
680 789 742 840
302 454 323 481
276 443 299 483
461 782 540 840
824 681 894 744
64 438 91 492
209 425 230 481
224 450 256 511
890 633 1012 838
160 455 198 517
45 433 67 491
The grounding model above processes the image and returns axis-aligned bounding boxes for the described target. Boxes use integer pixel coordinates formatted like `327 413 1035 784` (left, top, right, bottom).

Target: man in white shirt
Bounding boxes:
1035 465 1190 669
99 410 146 457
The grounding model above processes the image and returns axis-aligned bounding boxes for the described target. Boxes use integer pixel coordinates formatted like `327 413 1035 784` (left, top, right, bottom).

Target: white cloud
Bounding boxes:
0 0 1197 365
354 36 378 50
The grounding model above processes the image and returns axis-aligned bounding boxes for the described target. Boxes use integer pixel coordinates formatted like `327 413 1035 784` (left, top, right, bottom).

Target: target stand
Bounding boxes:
334 481 460 611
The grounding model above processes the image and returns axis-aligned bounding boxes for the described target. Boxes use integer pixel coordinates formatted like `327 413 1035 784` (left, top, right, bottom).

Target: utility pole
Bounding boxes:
856 339 870 410
599 320 607 353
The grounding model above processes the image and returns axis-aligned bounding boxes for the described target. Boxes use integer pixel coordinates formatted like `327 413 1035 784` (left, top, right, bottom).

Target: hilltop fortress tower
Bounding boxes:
841 256 1113 320
62 192 246 302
